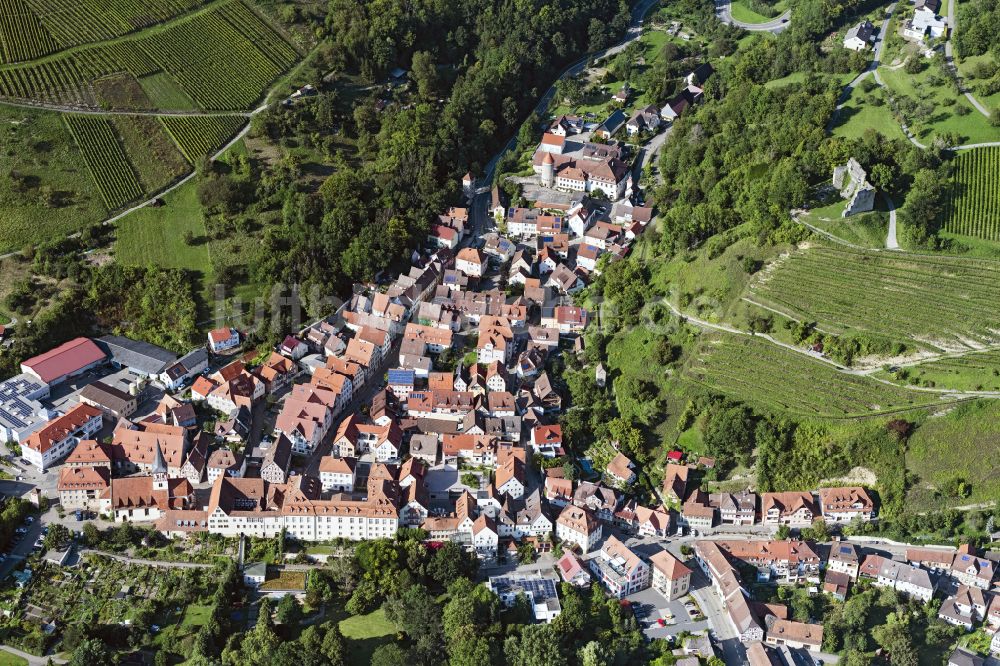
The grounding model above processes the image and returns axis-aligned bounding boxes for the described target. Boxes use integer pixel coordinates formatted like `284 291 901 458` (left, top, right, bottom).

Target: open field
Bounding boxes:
113 114 189 191
878 64 1000 145
877 349 1000 391
0 105 106 251
749 243 1000 351
942 146 1000 242
114 175 211 273
0 0 299 111
906 400 1000 509
684 333 947 417
831 84 906 141
159 114 246 161
64 113 143 210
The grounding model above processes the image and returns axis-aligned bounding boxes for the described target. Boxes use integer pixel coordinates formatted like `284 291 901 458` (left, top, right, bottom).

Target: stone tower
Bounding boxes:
541 151 555 188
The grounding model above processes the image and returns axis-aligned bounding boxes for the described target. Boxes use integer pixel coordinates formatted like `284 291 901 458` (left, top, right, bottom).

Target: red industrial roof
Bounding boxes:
21 337 106 384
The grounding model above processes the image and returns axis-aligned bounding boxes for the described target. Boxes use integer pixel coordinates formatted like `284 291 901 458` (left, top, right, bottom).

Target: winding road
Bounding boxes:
715 0 791 32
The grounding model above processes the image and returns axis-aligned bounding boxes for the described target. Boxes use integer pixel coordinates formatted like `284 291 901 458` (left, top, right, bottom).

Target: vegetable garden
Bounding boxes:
64 114 143 210
942 146 1000 242
159 114 246 161
685 334 947 417
749 243 1000 351
0 0 299 110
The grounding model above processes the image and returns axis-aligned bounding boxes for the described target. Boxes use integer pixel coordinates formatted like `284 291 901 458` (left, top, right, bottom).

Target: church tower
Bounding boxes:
152 441 168 492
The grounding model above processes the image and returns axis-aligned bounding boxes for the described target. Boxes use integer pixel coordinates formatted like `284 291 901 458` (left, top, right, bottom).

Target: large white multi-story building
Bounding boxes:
23 403 103 471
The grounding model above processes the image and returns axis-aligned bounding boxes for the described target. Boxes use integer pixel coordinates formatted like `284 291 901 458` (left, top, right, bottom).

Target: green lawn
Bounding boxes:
955 52 1000 112
138 72 199 111
906 400 1000 509
115 177 212 274
340 606 396 666
180 603 214 630
0 105 107 252
729 0 786 23
832 84 907 141
805 210 890 248
879 65 1000 144
0 649 28 666
259 569 306 591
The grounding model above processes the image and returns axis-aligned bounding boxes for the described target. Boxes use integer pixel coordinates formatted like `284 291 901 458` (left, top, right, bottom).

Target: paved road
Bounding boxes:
715 0 791 32
943 0 991 117
829 4 896 131
0 645 66 666
884 193 899 250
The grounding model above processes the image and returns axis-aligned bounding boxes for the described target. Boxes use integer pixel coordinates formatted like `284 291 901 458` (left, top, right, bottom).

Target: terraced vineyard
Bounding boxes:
25 0 205 52
64 114 143 210
750 244 1000 351
685 334 945 417
942 146 1000 241
0 0 58 63
159 115 245 161
0 0 299 110
882 349 1000 392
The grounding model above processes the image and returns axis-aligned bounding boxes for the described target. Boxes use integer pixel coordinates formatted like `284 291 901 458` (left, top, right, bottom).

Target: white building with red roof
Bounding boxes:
650 549 692 601
23 403 103 471
207 327 240 353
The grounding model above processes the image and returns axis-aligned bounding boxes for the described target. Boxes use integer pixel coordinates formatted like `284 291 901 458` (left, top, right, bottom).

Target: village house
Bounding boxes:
765 620 823 653
57 465 110 511
861 555 936 602
208 328 240 354
206 448 245 483
843 19 875 50
713 540 821 583
23 403 103 471
78 381 137 420
938 585 989 630
605 452 636 487
761 491 817 526
319 456 357 492
530 424 564 458
258 435 292 484
710 490 757 526
589 535 650 598
818 486 875 523
545 471 573 507
827 541 861 579
650 549 692 601
557 551 592 587
556 504 602 553
573 481 622 522
455 247 488 278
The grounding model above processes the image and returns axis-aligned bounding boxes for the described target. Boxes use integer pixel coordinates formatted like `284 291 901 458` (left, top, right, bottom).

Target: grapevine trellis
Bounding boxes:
943 146 1000 242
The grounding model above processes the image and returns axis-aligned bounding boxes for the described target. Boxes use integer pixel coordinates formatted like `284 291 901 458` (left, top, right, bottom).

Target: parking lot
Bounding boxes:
626 584 710 641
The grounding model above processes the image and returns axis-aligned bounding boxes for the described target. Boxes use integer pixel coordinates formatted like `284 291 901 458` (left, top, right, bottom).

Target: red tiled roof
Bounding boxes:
22 337 106 383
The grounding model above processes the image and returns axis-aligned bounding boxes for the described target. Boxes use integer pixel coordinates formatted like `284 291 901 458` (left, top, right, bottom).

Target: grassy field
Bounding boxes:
114 176 212 273
955 52 1000 112
113 115 189 192
729 0 786 23
339 606 395 666
684 333 946 417
0 105 106 252
800 195 891 248
876 349 1000 391
831 84 907 141
942 146 1000 242
878 64 1000 145
138 71 198 109
748 243 1000 352
906 400 1000 509
0 649 28 666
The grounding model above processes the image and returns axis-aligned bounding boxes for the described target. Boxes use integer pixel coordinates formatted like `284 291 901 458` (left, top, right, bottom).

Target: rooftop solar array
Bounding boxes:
0 375 47 432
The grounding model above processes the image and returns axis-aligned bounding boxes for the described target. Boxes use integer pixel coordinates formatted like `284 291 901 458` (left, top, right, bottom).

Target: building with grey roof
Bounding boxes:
96 335 177 378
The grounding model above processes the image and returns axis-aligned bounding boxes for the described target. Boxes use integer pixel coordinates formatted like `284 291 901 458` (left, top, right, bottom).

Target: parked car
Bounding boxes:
24 516 34 524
